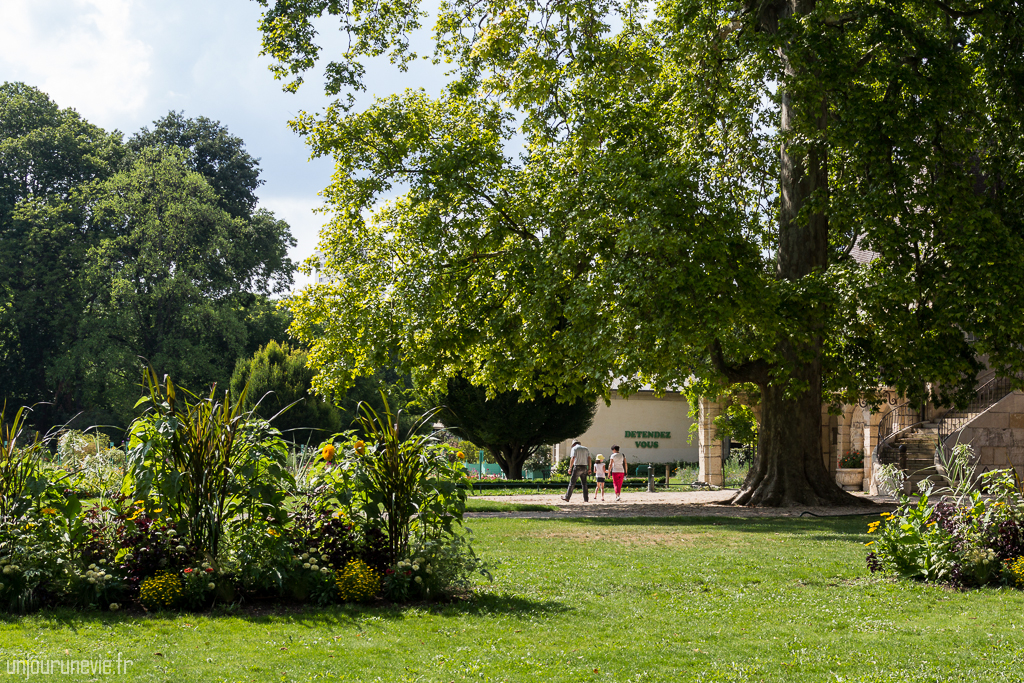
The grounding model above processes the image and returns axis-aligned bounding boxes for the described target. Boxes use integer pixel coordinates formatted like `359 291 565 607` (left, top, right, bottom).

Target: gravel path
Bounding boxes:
465 489 898 519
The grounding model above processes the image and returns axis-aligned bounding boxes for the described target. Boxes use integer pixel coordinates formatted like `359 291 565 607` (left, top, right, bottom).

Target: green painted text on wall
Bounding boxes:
625 430 671 439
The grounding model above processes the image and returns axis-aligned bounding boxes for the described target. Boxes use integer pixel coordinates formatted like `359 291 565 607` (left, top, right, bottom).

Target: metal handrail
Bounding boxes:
876 402 919 450
938 375 1019 447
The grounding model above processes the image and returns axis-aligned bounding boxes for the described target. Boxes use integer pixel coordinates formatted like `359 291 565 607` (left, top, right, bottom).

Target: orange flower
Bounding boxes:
456 451 465 461
355 440 365 456
322 444 336 462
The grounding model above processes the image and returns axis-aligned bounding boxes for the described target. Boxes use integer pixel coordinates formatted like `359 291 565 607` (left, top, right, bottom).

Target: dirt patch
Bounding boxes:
523 529 704 547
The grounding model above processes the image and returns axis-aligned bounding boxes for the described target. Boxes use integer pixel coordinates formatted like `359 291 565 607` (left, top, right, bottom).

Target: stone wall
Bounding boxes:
945 391 1024 482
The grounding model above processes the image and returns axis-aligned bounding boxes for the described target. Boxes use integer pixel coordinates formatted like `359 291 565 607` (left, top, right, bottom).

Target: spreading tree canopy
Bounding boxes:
256 0 1024 505
425 375 597 479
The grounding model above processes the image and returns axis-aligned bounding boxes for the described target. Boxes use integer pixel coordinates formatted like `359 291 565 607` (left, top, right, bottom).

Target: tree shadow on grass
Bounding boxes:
0 593 568 629
543 514 875 543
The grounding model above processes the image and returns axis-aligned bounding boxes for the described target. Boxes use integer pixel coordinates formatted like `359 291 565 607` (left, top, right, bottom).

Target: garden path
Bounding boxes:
466 490 897 518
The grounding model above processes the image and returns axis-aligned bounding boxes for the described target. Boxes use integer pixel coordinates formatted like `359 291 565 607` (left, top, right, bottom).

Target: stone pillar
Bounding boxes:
698 398 723 486
863 406 882 492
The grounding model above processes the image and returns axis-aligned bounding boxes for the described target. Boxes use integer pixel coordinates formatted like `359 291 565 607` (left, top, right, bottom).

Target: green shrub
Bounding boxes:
839 448 864 469
346 393 465 564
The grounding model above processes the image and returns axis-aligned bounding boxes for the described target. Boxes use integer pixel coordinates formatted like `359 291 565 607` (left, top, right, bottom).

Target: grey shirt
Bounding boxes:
570 445 591 469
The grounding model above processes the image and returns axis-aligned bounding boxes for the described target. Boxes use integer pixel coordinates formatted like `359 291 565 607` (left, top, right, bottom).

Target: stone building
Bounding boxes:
558 379 1024 491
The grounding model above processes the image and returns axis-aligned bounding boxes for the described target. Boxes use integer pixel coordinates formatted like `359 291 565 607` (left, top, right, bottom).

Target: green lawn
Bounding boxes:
3 515 1024 682
465 499 559 512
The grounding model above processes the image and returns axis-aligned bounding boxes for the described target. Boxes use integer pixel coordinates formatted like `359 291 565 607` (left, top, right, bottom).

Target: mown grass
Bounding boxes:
464 499 559 512
3 515 1024 682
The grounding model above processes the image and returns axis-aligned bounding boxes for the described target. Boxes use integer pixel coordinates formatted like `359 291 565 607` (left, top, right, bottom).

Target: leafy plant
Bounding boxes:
345 393 464 564
868 446 1024 588
122 369 294 562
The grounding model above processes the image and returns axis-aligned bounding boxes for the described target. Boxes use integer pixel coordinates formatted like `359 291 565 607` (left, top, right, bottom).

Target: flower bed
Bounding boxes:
866 445 1024 588
0 381 488 614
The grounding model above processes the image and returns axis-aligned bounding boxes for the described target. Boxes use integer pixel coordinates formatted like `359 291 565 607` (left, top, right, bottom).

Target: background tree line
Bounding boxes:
1 82 589 465
0 82 296 435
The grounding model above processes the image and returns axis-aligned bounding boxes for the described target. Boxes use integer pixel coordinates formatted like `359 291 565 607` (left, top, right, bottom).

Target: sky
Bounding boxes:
0 0 448 289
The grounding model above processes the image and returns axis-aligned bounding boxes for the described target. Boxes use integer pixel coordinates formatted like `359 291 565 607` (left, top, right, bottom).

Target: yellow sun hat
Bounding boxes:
596 454 604 461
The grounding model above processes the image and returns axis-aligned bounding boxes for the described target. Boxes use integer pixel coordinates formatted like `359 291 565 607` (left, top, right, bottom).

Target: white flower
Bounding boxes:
303 563 310 569
89 564 97 570
320 567 330 574
414 576 423 584
87 578 96 584
412 564 419 572
207 582 216 590
2 567 11 575
99 559 107 565
0 582 5 590
310 564 319 571
425 566 432 575
166 529 176 537
109 603 119 611
175 545 186 552
301 553 309 560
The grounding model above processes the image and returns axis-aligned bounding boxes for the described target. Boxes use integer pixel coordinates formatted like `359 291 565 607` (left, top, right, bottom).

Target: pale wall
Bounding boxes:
945 391 1024 482
555 391 698 465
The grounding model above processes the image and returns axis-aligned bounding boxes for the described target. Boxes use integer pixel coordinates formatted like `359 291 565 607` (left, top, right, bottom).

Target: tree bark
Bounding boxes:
730 0 869 506
493 444 527 479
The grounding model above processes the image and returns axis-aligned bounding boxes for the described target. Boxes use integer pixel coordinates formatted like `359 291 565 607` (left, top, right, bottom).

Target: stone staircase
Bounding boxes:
879 425 941 494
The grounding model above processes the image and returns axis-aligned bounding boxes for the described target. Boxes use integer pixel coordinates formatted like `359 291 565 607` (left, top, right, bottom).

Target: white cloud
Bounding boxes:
0 0 152 125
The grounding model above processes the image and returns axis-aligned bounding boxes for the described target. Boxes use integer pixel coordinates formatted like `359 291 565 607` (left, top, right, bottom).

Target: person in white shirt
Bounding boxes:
563 440 592 502
608 445 627 501
593 454 608 501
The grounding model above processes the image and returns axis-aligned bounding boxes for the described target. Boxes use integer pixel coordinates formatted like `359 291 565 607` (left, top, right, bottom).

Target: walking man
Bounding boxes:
563 439 592 502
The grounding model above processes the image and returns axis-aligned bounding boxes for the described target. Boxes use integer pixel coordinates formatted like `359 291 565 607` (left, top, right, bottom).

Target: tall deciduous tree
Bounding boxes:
0 82 123 421
255 0 1024 505
426 376 597 479
67 148 295 426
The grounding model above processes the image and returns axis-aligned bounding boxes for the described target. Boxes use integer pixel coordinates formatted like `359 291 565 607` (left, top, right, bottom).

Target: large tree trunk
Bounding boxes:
731 0 868 506
733 343 859 505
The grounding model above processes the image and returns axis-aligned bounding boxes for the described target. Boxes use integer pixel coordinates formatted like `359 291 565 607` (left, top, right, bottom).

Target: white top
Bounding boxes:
594 463 606 477
609 452 626 473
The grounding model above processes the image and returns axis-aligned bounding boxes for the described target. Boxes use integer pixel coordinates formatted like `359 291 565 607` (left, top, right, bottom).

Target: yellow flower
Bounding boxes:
40 507 58 515
152 508 163 514
456 451 465 460
354 440 365 456
865 541 875 546
266 528 280 537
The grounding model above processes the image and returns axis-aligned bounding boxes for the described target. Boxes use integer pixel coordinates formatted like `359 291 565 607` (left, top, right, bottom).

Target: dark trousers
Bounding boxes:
565 465 589 501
